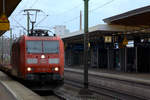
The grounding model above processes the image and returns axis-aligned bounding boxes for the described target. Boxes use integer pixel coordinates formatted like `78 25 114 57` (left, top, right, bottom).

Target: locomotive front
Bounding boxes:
24 36 64 83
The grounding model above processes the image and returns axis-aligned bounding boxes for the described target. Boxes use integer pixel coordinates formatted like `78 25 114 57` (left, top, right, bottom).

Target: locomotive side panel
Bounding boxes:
11 40 21 77
59 39 64 77
19 36 26 78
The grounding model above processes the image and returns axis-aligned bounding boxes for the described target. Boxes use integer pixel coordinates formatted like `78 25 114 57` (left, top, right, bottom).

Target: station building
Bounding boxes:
62 5 150 73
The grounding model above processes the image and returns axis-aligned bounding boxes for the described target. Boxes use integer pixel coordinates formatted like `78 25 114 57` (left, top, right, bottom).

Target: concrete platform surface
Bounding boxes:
64 67 150 85
0 71 44 100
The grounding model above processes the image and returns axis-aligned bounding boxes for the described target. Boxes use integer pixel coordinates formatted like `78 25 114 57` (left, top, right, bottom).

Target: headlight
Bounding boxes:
54 67 59 71
41 55 45 59
27 67 32 72
27 58 38 64
49 58 59 64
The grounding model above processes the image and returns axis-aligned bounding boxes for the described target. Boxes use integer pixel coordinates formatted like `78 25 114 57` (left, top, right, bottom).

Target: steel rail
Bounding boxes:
64 70 149 100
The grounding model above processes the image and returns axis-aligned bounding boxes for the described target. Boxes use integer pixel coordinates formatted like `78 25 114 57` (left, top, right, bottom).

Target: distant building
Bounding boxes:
54 25 70 36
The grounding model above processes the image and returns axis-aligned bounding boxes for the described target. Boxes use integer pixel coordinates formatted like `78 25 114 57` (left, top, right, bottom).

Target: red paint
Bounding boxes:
11 35 64 79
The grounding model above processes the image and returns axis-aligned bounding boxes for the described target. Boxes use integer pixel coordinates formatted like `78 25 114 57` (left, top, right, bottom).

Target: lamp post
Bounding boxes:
79 0 91 95
83 0 89 89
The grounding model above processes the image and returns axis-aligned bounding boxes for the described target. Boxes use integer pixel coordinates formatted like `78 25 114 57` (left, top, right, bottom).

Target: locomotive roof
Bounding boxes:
13 35 62 43
24 35 61 40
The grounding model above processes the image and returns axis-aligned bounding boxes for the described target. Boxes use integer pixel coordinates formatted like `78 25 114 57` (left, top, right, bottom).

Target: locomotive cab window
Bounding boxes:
26 40 59 53
43 41 59 53
26 40 42 53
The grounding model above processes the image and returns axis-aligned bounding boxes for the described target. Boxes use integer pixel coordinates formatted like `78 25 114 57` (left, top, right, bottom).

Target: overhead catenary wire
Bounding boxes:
12 8 48 33
89 0 113 7
49 3 83 16
11 17 27 31
9 0 34 31
10 1 83 33
11 0 116 33
34 14 49 27
58 0 116 32
35 25 54 30
61 0 115 26
62 16 80 24
42 3 83 30
10 0 40 26
90 0 115 12
29 0 40 9
12 0 29 17
20 0 29 10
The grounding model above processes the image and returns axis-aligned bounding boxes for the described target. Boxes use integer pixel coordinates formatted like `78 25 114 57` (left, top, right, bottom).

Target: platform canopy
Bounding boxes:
103 5 150 27
0 0 21 35
0 0 21 17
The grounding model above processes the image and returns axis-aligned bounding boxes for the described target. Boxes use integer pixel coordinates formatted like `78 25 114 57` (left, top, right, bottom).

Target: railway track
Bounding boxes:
64 68 150 100
35 90 65 100
0 69 65 100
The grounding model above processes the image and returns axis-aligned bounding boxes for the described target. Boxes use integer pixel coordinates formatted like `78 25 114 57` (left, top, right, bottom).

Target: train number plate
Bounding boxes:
40 59 47 63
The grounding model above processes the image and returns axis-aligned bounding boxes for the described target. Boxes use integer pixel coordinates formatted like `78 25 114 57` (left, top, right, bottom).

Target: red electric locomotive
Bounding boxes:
11 29 64 89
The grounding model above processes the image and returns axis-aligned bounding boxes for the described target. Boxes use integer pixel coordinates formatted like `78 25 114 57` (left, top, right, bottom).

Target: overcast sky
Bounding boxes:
5 0 150 37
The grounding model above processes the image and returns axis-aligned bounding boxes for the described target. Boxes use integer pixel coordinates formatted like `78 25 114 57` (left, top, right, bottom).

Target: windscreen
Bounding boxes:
26 40 42 53
43 41 59 53
26 40 59 53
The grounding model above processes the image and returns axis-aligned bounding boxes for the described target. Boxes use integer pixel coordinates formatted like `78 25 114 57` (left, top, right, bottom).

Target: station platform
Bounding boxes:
64 66 150 99
0 71 44 100
64 66 150 85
